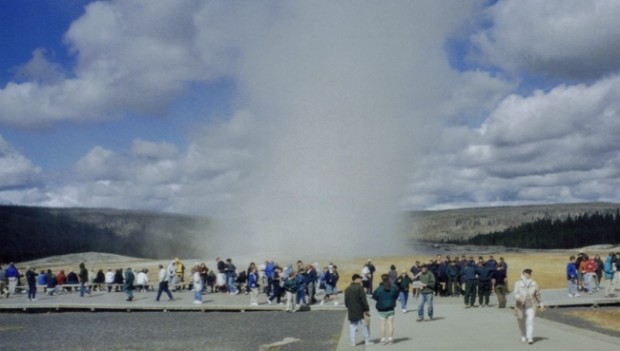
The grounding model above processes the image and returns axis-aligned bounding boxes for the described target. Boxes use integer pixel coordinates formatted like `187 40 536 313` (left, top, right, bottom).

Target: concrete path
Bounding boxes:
337 288 620 350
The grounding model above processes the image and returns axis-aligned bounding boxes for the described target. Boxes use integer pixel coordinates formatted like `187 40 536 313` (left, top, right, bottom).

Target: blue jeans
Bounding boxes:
567 279 578 295
418 292 433 319
349 318 370 345
79 282 90 297
226 275 236 293
156 281 173 301
399 291 409 310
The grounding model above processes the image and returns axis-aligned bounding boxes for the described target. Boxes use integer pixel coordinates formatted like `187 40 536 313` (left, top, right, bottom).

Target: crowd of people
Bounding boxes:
566 251 620 298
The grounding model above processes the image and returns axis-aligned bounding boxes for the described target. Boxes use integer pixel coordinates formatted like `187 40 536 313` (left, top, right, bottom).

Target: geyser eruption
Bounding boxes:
206 3 470 258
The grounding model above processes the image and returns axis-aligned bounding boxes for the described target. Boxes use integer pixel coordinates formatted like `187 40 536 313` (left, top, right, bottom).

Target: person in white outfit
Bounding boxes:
513 269 544 345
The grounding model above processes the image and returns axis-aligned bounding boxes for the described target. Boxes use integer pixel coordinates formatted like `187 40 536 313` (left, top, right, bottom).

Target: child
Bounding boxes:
566 256 579 297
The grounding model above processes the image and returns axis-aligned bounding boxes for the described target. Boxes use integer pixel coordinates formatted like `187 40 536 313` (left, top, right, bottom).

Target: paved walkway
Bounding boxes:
337 287 620 350
1 286 619 351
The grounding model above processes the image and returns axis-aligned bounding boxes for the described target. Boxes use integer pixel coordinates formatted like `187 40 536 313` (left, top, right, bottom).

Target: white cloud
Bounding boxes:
131 139 178 159
0 135 42 190
472 0 620 79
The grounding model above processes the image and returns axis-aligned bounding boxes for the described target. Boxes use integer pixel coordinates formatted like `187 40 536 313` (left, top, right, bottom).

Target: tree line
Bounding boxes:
448 209 620 249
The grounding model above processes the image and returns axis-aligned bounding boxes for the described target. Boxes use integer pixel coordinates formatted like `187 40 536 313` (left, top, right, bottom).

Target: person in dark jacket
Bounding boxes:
345 274 372 347
305 264 318 304
124 267 135 302
395 270 412 312
373 274 399 345
78 263 91 297
461 261 477 308
494 262 508 308
416 264 436 321
476 261 493 307
25 267 37 301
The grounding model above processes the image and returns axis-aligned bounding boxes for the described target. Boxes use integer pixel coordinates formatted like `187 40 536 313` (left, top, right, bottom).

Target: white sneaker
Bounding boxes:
334 301 339 306
267 300 272 305
521 336 527 343
575 293 581 297
193 300 202 304
365 341 374 346
568 294 574 297
402 309 407 313
320 300 325 305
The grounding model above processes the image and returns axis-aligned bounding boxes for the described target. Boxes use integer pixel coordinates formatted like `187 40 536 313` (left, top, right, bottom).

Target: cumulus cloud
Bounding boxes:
472 0 620 79
0 135 42 190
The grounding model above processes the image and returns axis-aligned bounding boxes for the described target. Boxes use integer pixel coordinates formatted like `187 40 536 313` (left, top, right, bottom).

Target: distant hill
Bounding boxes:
0 205 209 263
2 202 619 262
409 202 620 242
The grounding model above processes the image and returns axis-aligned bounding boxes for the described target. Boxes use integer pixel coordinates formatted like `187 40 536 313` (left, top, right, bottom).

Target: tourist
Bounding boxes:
577 252 588 291
388 264 398 286
476 261 493 307
175 258 185 283
105 269 115 292
46 271 58 296
373 274 399 345
361 263 371 294
461 260 477 308
264 260 275 295
366 259 376 294
192 264 202 304
124 267 134 302
594 254 604 291
225 258 238 294
321 264 339 305
268 265 282 305
584 255 597 293
305 264 318 304
395 270 412 313
295 268 307 306
494 262 508 308
199 263 209 294
113 268 124 292
283 271 298 312
0 265 7 297
155 264 173 302
344 274 373 347
446 259 460 297
248 266 259 306
603 252 616 298
136 269 149 292
410 261 422 298
167 260 177 291
36 270 46 288
513 268 544 344
416 264 436 321
78 262 91 297
25 267 37 301
566 256 579 297
5 263 19 296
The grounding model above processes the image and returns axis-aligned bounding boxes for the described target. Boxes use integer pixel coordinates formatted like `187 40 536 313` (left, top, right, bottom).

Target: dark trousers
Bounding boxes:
478 280 491 306
448 276 460 296
156 281 173 301
269 283 281 303
495 284 507 308
463 280 477 306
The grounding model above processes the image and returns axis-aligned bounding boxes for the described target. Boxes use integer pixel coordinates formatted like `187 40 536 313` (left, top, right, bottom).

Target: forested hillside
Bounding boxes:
0 205 209 262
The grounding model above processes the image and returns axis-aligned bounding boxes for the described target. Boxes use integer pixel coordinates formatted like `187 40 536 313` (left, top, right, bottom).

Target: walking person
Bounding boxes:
416 264 436 321
513 269 544 344
283 271 298 312
603 252 617 298
155 264 174 302
373 274 399 345
25 267 37 301
78 262 91 297
268 265 282 305
124 267 135 302
344 274 373 347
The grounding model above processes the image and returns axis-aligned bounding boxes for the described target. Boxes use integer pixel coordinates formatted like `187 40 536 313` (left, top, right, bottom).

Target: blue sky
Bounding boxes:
1 0 620 227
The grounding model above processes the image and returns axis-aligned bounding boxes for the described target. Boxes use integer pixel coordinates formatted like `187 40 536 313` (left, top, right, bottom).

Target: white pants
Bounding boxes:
8 277 17 294
285 291 296 311
517 307 535 341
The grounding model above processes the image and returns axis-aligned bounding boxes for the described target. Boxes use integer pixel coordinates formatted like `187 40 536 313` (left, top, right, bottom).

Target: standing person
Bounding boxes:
104 269 115 292
283 271 298 312
410 261 422 298
321 265 340 305
416 264 436 321
0 265 7 297
175 258 185 283
344 274 373 347
476 261 493 307
461 261 477 308
248 267 259 306
566 256 579 297
192 264 202 304
446 260 460 297
264 260 275 296
594 254 604 291
296 268 308 306
494 263 508 308
513 269 544 344
25 267 37 302
78 262 91 297
6 263 20 296
387 265 398 286
305 264 318 304
361 264 371 294
373 274 399 345
225 258 238 295
603 252 617 298
136 269 149 292
367 260 376 294
155 264 174 302
268 265 282 305
167 260 177 291
395 270 412 313
124 267 135 302
584 255 597 294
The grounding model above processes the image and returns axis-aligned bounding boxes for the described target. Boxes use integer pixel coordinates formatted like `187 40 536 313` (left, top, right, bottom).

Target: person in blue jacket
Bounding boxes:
566 256 579 297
